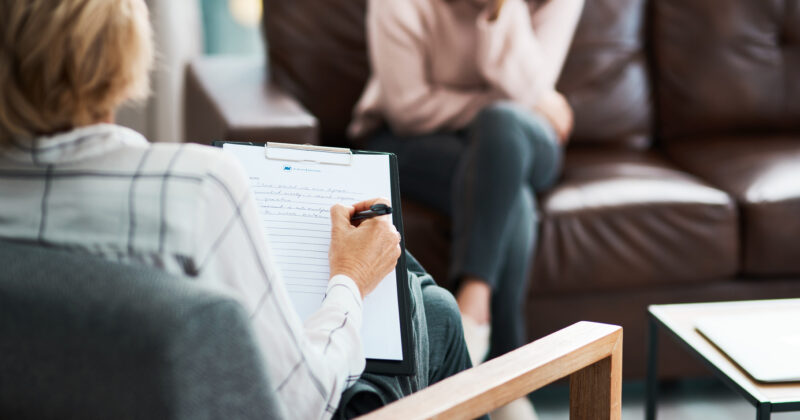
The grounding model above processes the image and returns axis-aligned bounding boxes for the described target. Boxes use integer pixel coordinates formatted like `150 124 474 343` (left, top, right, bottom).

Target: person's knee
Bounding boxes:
422 285 463 339
525 113 562 190
472 102 530 148
470 102 531 173
474 101 530 130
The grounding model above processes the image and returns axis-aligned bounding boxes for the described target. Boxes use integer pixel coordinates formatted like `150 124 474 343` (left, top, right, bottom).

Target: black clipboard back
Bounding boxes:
213 141 415 376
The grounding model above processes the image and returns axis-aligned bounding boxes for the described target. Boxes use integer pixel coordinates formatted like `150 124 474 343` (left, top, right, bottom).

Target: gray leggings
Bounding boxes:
367 102 562 359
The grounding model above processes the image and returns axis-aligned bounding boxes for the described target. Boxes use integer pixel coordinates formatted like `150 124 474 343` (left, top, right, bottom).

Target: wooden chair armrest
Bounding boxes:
357 321 622 420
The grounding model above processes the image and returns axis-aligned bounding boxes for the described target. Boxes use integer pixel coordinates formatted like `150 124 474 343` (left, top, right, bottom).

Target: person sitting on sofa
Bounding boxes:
349 0 583 385
349 0 583 417
0 1 483 419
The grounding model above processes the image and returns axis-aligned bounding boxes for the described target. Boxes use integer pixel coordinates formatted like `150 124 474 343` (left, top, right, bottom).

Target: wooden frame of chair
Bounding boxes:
356 321 622 420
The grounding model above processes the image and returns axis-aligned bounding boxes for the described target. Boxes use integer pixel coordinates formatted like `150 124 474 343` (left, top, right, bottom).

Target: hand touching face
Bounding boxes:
535 90 574 144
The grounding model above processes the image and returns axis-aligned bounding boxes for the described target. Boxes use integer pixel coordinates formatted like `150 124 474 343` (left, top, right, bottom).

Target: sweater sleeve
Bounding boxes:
476 0 584 109
367 0 501 136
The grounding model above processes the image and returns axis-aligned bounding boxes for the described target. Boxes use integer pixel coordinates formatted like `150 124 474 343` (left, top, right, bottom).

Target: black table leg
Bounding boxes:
756 403 771 420
645 315 659 420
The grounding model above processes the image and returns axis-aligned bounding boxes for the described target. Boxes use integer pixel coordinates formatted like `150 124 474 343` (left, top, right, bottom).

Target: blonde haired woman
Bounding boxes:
351 0 584 417
0 1 481 418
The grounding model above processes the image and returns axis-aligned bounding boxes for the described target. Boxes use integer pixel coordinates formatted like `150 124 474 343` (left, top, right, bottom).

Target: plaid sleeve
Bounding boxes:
193 152 366 419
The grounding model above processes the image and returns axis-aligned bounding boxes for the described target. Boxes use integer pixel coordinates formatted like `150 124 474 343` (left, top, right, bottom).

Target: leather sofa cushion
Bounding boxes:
184 57 319 145
402 199 452 289
557 0 652 149
532 148 738 294
654 0 800 140
666 137 800 276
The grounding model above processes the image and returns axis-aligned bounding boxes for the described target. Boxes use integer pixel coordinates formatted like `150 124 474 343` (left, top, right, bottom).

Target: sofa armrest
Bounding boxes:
357 321 623 420
184 56 319 145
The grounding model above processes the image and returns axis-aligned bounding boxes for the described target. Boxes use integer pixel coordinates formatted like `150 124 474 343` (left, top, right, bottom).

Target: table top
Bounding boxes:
649 298 800 407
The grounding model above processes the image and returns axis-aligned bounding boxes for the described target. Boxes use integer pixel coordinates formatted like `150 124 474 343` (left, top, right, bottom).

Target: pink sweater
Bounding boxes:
349 0 584 138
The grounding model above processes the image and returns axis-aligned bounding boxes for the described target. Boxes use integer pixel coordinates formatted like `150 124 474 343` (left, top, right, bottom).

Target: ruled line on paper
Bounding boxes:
222 143 404 361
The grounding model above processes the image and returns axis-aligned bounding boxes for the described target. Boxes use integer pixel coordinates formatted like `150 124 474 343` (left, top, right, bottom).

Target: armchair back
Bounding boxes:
0 241 284 420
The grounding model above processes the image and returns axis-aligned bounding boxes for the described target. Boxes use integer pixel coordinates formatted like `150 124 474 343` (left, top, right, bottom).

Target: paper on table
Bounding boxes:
223 143 403 361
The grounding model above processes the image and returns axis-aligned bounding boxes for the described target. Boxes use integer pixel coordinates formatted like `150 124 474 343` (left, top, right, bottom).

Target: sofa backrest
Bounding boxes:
264 0 654 149
265 0 368 147
653 0 800 140
0 241 284 420
557 0 652 148
653 0 800 141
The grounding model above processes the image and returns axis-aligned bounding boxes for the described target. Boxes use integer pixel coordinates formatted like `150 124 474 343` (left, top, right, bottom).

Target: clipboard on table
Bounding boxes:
214 141 414 376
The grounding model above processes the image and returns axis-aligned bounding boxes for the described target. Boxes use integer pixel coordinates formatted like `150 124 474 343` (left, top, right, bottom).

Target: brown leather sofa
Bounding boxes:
184 0 800 378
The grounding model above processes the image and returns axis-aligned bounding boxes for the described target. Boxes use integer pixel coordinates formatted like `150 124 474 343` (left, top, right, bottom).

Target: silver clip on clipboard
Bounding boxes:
264 142 353 166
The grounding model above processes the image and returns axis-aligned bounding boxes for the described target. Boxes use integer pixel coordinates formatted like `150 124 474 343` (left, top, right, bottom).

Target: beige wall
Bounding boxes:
116 0 203 143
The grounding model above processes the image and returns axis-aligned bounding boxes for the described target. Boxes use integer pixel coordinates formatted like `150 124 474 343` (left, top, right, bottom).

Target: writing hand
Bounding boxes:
329 198 401 298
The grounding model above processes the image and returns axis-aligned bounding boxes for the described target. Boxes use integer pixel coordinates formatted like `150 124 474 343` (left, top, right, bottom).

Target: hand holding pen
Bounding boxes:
329 198 400 297
351 203 393 222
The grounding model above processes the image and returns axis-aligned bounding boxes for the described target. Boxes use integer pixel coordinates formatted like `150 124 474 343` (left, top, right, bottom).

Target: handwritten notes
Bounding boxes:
252 183 359 297
223 144 403 361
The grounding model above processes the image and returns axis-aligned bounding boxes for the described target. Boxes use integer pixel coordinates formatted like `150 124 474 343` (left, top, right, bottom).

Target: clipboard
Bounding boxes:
213 141 415 376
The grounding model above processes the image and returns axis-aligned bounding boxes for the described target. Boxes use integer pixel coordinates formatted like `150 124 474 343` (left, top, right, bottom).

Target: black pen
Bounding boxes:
351 203 393 222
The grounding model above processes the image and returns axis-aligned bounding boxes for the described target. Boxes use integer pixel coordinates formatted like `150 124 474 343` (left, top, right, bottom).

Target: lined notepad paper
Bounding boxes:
223 143 403 361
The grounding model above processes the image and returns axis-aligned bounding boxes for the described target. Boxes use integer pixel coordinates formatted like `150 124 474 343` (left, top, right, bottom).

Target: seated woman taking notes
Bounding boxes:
0 1 479 418
350 0 584 417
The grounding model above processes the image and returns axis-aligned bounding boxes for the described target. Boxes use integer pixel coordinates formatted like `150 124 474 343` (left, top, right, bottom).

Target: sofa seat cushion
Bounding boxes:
531 148 738 294
666 137 800 276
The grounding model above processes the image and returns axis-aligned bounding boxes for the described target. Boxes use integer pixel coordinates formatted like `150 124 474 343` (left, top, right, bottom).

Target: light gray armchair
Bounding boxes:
0 240 622 419
0 241 283 419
